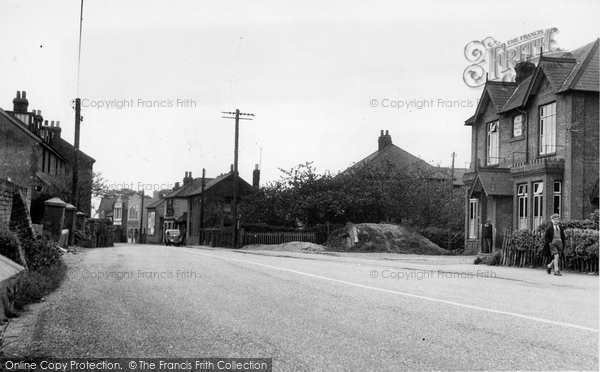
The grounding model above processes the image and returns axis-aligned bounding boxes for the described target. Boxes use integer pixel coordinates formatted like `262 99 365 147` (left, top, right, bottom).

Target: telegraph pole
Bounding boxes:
200 168 206 231
222 109 254 248
450 151 456 186
138 190 144 244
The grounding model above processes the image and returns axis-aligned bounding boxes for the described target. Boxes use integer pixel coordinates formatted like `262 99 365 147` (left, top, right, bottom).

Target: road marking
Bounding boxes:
181 248 599 333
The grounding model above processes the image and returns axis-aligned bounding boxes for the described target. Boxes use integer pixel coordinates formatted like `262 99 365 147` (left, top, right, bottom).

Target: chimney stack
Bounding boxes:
514 60 536 84
183 171 193 186
252 164 260 188
12 90 29 113
378 129 392 151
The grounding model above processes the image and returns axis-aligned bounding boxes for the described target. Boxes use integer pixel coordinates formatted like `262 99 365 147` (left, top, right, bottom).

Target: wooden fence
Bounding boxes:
242 231 317 245
500 230 599 273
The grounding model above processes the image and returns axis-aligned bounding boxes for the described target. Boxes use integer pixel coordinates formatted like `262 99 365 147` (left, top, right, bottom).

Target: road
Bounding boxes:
2 244 598 371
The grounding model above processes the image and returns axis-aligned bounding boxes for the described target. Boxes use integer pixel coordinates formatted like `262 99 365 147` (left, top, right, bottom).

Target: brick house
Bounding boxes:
125 193 152 243
186 170 254 245
463 39 599 253
0 91 95 220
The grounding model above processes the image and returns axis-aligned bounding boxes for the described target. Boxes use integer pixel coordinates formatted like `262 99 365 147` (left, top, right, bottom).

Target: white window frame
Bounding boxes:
533 182 544 229
513 114 523 137
487 121 499 165
468 198 479 239
553 181 562 216
539 102 556 155
517 183 528 230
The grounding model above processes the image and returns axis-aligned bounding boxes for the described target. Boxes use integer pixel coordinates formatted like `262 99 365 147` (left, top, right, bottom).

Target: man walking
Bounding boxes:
544 214 565 276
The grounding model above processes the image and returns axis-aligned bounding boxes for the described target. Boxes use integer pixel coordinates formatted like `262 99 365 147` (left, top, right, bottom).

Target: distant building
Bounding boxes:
0 91 95 220
463 39 599 253
347 130 466 186
186 170 254 245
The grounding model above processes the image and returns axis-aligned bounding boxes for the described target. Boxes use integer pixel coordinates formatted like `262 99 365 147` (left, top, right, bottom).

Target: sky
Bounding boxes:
1 0 599 196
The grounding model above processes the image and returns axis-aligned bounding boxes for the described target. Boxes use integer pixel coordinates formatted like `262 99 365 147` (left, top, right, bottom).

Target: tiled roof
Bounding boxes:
347 144 433 172
0 108 65 162
187 172 253 197
498 75 533 113
470 81 517 124
469 172 513 197
472 39 599 117
559 39 599 93
486 82 517 110
146 198 165 209
164 177 208 199
51 137 95 164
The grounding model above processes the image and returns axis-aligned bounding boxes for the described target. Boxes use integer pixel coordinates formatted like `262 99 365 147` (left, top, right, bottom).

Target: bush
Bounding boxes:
0 229 25 266
11 261 67 310
419 226 465 251
21 236 63 272
509 229 543 252
564 229 599 258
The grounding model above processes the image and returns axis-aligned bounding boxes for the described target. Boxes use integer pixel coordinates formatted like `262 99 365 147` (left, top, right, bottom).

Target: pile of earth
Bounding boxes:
241 241 326 253
328 223 446 255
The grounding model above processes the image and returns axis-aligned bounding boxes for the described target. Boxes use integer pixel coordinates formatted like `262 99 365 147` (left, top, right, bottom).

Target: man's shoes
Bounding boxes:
546 267 552 274
554 271 562 276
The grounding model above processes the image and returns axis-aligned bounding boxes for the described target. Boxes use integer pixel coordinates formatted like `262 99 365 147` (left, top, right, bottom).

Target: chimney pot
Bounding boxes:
22 91 26 98
16 91 20 99
380 130 384 135
44 120 48 126
56 121 60 127
51 121 55 127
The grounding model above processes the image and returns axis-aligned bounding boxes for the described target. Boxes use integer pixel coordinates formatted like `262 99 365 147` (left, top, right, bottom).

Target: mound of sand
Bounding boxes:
241 241 326 252
328 223 445 255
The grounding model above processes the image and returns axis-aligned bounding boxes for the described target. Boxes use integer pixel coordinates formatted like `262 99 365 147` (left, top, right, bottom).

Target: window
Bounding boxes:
129 205 139 220
517 184 528 230
114 201 122 225
553 181 562 216
539 102 556 155
487 121 499 165
147 211 155 235
533 182 544 229
468 198 478 239
513 114 523 137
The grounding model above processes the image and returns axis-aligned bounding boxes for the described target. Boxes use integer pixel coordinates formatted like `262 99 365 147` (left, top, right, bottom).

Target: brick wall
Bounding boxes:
0 178 32 235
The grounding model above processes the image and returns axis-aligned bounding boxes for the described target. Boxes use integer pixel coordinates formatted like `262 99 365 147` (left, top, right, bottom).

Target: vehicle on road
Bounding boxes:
165 229 182 246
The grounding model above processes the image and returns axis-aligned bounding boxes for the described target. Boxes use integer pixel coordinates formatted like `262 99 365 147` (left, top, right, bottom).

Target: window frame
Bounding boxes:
539 102 557 156
486 120 500 166
512 114 524 138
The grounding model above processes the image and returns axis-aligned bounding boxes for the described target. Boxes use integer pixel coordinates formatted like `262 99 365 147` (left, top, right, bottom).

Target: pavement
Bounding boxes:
1 243 597 371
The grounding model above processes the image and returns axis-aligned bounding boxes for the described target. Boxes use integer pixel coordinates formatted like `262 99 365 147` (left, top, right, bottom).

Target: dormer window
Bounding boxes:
487 121 499 165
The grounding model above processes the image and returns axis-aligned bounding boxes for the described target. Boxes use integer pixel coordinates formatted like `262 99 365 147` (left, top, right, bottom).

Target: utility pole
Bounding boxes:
222 109 254 248
70 98 81 246
200 168 206 231
450 151 456 187
139 190 144 244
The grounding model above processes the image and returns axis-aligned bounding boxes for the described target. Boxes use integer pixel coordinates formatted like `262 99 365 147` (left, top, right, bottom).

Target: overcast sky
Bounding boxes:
1 0 598 194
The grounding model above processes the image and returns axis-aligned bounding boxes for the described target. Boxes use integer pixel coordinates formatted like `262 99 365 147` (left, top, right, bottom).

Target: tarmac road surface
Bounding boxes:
2 244 598 371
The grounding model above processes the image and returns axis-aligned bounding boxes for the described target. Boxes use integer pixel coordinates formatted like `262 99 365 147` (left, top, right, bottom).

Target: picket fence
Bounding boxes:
500 230 598 273
242 231 317 245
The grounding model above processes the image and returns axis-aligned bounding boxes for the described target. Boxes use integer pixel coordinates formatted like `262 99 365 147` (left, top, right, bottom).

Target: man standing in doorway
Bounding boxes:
482 220 493 253
544 213 565 276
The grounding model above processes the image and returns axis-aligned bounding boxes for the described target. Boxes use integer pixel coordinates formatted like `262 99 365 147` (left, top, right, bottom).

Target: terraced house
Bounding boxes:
463 39 599 253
